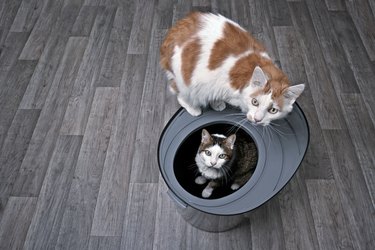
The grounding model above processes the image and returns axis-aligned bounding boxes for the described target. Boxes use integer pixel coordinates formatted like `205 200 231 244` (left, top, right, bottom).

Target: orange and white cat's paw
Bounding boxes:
177 97 202 116
195 176 207 185
210 101 226 112
231 183 240 190
186 107 202 116
168 80 178 94
202 187 213 198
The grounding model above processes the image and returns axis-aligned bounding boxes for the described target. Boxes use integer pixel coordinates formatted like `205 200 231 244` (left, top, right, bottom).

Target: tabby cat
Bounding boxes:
195 129 257 198
160 12 304 126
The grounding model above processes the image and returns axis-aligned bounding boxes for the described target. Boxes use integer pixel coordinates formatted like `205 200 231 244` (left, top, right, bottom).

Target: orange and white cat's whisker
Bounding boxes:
269 123 295 137
235 118 248 133
269 121 282 127
270 121 295 135
264 126 272 151
222 113 247 120
227 117 247 134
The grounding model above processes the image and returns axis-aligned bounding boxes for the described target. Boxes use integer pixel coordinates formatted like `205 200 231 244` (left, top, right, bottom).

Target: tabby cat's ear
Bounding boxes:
225 134 236 149
201 129 212 143
250 66 267 88
283 84 305 104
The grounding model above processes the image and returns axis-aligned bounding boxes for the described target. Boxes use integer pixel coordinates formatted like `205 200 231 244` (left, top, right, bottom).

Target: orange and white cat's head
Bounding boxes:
241 66 305 126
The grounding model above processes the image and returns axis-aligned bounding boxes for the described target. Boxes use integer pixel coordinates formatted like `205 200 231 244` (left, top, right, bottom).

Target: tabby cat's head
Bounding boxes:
197 129 236 169
241 66 305 126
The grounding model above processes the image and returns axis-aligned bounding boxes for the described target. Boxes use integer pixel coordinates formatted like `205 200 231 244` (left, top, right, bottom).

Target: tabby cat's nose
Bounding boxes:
210 161 217 166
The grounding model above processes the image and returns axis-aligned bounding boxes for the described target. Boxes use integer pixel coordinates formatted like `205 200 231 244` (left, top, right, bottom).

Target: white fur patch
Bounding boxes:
202 186 213 198
231 183 240 190
195 176 207 185
171 46 184 90
212 134 226 139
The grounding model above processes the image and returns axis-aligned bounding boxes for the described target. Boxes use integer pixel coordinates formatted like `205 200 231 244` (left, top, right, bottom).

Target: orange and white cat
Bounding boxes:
160 12 304 126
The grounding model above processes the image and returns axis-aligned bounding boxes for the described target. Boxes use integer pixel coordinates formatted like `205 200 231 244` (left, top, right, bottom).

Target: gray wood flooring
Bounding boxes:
0 0 374 249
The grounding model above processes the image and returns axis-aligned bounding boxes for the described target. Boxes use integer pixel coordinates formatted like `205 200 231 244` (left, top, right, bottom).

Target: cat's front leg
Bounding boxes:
202 180 220 198
231 172 252 191
202 186 214 198
230 183 240 190
210 100 226 112
177 96 202 116
195 176 207 185
231 178 248 191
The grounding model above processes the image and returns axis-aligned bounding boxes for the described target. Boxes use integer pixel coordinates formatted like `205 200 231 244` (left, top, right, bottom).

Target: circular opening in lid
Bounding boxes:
173 123 258 200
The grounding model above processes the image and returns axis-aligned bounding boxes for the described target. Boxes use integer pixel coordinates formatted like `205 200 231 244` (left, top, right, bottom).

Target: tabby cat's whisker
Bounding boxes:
222 165 230 176
221 168 228 185
187 163 198 169
224 166 232 183
193 169 200 176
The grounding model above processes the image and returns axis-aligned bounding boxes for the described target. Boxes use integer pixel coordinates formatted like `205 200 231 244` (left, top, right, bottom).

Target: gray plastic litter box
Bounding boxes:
158 104 309 232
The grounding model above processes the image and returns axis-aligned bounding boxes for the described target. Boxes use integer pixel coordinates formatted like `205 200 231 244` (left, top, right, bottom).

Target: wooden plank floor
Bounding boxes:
0 0 374 249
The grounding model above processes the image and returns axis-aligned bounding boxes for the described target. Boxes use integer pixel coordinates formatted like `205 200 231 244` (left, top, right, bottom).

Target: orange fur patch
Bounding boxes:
208 22 265 70
181 38 201 85
160 12 201 72
262 64 290 107
230 54 264 90
230 54 290 108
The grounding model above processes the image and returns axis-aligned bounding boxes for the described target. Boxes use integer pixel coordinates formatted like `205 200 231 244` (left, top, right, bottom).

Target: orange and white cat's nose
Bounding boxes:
254 112 265 123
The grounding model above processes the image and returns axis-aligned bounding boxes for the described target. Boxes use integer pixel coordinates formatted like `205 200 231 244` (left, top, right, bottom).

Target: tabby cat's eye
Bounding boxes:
204 150 211 156
219 154 227 159
251 98 259 106
269 107 279 114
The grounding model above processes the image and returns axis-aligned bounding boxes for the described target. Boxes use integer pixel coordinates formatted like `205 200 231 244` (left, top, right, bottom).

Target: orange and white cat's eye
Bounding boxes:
268 107 279 114
204 150 211 156
251 98 259 106
219 154 227 159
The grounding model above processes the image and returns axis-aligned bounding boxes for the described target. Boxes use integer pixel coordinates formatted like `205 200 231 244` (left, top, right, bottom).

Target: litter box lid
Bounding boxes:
158 103 309 216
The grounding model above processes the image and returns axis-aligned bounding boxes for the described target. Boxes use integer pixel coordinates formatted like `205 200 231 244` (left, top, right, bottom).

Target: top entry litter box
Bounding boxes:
158 104 309 232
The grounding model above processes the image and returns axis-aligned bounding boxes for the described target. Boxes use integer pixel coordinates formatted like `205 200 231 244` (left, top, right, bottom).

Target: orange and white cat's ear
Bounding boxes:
250 66 268 88
224 134 236 149
283 84 305 104
201 129 212 143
